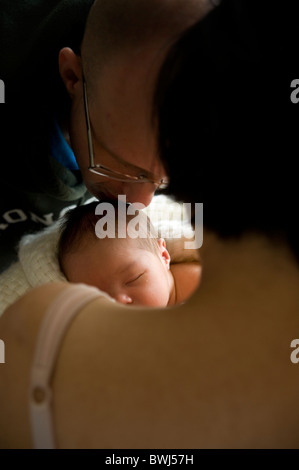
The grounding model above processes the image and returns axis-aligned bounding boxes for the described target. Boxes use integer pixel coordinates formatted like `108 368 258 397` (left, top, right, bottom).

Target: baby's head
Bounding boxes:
58 201 172 306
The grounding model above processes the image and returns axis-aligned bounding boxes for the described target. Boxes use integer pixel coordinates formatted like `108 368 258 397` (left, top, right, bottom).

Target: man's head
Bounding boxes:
58 201 172 306
58 0 210 206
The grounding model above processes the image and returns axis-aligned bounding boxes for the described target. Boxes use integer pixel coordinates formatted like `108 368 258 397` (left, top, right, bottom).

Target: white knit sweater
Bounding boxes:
0 223 66 316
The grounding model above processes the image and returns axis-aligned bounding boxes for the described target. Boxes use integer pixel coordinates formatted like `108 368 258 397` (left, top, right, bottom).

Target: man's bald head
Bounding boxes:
81 0 211 90
62 0 212 207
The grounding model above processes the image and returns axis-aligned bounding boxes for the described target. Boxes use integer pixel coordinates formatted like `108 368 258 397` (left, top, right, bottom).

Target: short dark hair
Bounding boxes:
58 200 160 272
155 0 299 261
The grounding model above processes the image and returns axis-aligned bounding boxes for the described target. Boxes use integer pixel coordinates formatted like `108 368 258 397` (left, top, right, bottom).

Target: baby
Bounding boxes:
58 200 201 307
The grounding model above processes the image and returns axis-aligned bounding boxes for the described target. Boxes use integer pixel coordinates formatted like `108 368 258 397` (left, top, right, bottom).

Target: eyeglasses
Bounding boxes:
82 77 169 189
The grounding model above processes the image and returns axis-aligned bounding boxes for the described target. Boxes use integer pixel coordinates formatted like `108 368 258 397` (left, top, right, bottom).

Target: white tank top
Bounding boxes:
29 283 113 449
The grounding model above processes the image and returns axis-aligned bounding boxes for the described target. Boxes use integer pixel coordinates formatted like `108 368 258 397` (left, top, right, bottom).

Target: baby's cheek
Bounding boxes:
140 285 169 307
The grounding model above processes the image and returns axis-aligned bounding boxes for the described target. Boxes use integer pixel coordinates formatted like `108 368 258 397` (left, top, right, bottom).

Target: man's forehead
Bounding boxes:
90 104 163 176
90 119 163 176
86 48 168 173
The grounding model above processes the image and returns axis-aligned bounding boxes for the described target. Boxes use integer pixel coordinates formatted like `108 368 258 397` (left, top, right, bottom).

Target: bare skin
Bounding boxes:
57 0 212 206
1 231 299 448
59 47 166 206
62 236 201 307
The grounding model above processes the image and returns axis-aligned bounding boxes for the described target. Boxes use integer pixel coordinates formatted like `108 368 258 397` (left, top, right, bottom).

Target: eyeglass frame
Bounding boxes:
82 75 169 189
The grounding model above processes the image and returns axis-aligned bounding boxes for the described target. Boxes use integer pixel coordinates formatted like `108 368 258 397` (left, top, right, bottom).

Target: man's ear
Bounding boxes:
157 238 171 270
59 47 82 99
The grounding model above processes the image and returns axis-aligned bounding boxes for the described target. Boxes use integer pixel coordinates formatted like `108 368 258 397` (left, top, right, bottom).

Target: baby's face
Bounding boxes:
66 237 171 307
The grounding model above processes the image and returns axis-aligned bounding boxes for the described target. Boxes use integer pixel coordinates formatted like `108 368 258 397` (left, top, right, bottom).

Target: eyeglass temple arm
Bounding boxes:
83 77 168 188
83 78 95 168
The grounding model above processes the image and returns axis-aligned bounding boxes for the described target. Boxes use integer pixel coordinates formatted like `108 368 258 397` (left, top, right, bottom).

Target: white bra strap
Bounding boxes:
29 283 111 449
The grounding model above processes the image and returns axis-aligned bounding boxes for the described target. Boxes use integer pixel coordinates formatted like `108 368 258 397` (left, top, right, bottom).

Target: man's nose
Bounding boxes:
121 183 156 207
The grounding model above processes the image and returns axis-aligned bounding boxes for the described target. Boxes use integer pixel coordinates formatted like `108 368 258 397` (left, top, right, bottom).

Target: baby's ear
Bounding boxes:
157 238 171 269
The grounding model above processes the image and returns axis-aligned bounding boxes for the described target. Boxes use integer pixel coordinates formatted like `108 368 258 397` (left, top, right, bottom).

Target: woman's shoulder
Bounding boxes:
0 281 115 340
6 280 68 312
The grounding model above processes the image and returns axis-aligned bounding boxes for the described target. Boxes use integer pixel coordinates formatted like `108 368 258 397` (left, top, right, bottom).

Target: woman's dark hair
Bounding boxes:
155 0 299 260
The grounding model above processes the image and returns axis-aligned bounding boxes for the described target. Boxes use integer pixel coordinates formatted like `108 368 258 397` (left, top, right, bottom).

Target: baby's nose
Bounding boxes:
115 293 133 304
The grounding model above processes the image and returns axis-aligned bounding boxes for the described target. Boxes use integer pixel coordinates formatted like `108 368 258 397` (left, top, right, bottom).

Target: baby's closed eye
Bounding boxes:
125 272 145 285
